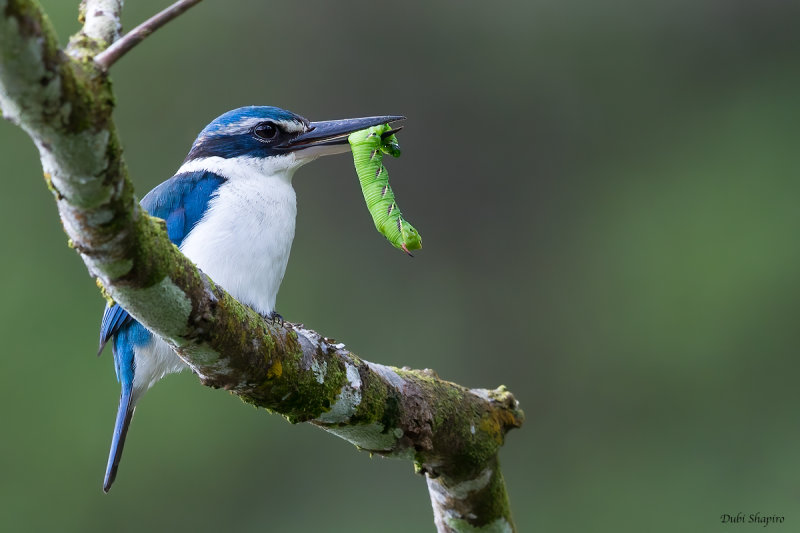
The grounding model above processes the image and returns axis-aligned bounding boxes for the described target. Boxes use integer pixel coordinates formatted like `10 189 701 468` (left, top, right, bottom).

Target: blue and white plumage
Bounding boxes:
98 106 403 492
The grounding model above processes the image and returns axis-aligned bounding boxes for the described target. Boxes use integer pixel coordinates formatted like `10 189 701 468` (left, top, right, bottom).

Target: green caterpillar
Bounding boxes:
348 125 422 256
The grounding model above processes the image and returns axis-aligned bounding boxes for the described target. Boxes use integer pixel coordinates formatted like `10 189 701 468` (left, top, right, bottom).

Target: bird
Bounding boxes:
97 106 403 492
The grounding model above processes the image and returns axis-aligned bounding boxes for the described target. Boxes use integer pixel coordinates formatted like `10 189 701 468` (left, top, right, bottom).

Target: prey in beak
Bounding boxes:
281 115 405 158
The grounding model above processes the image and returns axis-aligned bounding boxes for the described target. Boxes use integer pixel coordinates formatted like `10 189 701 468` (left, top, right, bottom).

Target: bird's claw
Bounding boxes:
265 311 284 326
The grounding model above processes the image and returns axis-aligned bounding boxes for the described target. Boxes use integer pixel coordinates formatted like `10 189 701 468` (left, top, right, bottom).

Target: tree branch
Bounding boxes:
79 0 123 43
66 0 124 60
0 1 524 530
428 455 516 532
94 0 203 70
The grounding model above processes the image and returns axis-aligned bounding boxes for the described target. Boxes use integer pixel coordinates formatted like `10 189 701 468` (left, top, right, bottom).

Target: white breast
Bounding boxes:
131 154 303 396
178 155 299 316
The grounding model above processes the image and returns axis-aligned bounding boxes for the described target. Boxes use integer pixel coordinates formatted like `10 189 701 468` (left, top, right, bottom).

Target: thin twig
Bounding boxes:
94 0 203 70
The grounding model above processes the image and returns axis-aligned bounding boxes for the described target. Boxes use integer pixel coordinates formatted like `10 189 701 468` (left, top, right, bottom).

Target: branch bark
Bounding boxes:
0 2 524 531
78 0 123 44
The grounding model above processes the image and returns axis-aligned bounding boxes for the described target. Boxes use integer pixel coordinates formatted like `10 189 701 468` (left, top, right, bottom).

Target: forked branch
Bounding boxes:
0 2 524 531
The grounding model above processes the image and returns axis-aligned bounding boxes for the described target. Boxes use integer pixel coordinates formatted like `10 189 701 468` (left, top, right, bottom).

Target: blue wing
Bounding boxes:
97 170 226 356
140 169 226 246
99 170 225 493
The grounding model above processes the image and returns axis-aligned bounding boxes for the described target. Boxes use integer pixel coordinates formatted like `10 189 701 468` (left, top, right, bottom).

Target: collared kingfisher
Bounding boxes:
97 106 403 492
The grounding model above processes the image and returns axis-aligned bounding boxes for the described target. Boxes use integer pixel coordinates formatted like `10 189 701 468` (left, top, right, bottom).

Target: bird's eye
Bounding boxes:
253 122 278 141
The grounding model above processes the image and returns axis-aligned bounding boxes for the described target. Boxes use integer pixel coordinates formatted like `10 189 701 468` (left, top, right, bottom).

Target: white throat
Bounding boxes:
177 153 311 184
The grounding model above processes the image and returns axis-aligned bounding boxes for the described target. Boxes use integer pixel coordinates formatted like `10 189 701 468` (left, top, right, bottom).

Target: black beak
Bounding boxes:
282 115 405 150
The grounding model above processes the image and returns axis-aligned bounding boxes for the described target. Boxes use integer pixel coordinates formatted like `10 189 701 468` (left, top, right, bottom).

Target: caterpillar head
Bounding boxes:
380 134 402 158
349 125 402 157
399 220 422 256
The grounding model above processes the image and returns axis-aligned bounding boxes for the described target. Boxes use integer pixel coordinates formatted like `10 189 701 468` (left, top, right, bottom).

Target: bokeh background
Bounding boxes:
2 1 799 531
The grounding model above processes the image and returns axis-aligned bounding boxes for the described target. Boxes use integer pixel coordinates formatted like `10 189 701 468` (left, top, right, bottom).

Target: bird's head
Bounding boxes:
183 106 404 176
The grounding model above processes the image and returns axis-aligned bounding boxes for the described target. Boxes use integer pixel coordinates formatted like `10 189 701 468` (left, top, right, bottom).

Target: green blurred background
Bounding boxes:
2 1 799 531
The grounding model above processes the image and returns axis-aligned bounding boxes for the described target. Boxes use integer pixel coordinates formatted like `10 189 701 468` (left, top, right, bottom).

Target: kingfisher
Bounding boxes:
97 106 403 492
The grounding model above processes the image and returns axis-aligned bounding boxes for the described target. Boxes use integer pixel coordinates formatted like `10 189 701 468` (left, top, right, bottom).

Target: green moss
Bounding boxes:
479 409 519 447
3 1 116 140
113 213 175 288
206 292 276 367
5 0 60 71
292 360 345 421
429 381 464 433
266 359 282 379
352 372 388 425
58 60 98 133
238 394 261 409
380 390 402 431
95 277 113 305
212 318 355 424
61 45 117 133
275 354 349 423
464 466 513 531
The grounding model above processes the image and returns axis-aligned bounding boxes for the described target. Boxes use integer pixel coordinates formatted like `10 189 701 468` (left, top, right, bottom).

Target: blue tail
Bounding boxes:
103 392 134 493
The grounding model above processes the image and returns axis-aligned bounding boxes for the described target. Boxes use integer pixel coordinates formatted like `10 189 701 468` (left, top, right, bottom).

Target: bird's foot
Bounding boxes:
264 310 284 326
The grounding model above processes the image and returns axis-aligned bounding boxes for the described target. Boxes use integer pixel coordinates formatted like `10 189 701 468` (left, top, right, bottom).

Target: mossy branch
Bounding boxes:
0 1 525 531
